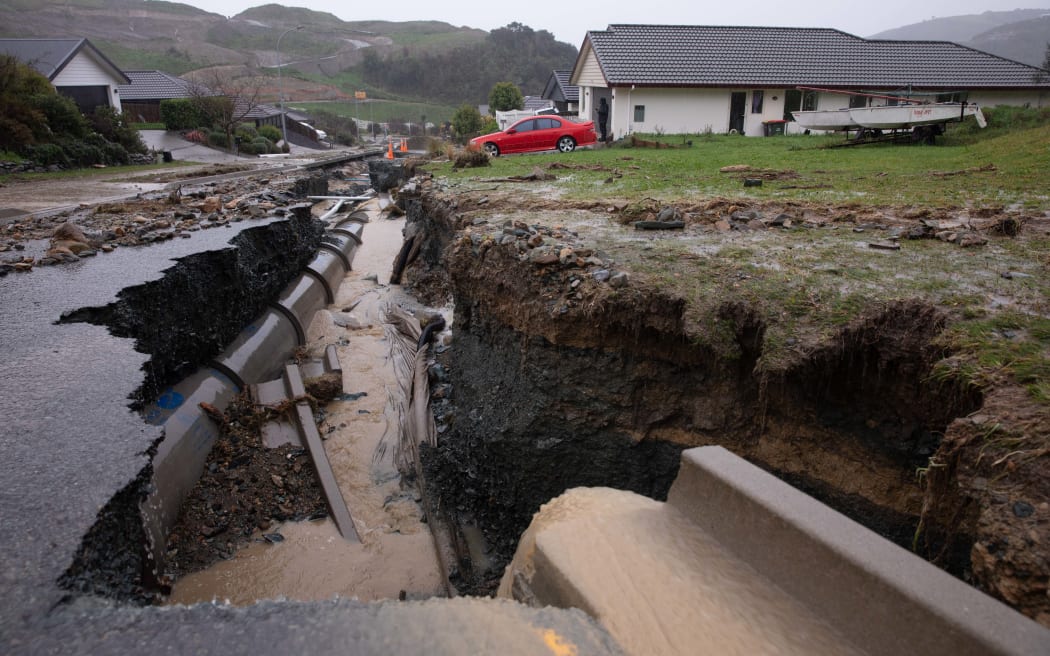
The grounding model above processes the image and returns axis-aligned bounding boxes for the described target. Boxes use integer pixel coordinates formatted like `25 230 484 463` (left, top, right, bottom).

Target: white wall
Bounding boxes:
605 87 795 137
52 50 122 112
582 83 1049 138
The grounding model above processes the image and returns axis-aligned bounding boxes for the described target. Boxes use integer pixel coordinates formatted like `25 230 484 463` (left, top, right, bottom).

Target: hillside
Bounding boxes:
971 15 1050 66
870 8 1050 67
0 0 490 79
0 0 578 111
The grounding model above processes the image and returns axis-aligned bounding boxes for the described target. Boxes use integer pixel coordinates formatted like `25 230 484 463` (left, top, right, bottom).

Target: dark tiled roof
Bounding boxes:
544 70 580 103
240 101 282 120
583 25 1050 89
523 95 554 111
118 70 200 101
0 38 129 84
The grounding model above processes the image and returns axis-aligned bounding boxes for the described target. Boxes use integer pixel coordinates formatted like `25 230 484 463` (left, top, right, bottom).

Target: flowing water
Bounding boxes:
169 207 447 605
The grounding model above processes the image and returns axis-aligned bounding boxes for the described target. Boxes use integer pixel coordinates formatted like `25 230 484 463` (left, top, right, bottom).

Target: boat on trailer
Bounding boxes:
791 108 858 132
790 87 988 140
849 103 987 129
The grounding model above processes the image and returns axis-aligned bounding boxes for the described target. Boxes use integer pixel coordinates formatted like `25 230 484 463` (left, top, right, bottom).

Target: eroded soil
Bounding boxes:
397 175 1050 625
163 394 329 580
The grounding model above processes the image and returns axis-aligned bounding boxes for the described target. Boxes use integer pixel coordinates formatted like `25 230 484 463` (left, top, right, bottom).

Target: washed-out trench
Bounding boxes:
398 185 985 597
56 166 1038 626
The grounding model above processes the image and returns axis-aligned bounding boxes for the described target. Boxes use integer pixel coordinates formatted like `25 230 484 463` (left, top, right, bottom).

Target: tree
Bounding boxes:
188 68 266 152
451 104 483 143
488 81 524 113
0 55 53 150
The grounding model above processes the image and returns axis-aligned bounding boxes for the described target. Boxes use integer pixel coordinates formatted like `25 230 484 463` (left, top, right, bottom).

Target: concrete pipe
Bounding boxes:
331 221 365 246
275 273 330 344
343 209 371 225
321 232 360 270
305 249 346 303
140 367 240 566
211 307 299 388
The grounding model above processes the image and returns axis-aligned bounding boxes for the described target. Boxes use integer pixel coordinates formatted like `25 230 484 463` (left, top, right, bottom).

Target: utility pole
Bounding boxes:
277 25 304 148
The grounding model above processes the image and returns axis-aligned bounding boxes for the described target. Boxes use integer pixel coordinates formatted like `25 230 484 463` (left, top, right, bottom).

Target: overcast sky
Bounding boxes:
177 1 1049 45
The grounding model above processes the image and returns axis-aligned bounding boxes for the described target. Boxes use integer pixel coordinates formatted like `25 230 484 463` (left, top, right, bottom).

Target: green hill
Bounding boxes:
0 0 577 111
869 9 1050 67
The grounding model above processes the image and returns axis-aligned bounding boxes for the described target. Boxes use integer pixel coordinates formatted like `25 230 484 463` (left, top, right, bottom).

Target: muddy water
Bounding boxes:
169 206 447 605
503 487 864 656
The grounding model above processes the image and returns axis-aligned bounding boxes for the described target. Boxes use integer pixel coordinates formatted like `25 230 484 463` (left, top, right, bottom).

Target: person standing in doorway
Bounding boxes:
597 97 609 142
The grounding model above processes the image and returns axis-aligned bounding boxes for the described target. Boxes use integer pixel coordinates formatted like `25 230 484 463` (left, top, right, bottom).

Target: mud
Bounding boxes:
163 394 329 581
399 178 1048 622
165 205 446 605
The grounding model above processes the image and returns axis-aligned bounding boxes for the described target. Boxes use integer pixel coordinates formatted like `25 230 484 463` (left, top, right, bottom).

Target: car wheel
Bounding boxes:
557 136 576 153
483 142 500 157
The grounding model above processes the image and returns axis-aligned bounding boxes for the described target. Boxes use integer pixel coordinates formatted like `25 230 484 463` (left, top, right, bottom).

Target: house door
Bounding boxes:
729 92 746 134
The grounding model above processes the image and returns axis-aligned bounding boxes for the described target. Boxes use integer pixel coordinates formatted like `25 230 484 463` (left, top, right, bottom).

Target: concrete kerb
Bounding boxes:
501 446 1050 655
666 446 1050 655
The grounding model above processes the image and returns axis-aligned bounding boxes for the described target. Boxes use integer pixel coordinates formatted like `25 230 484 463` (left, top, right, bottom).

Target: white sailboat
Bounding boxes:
849 103 987 129
791 108 859 132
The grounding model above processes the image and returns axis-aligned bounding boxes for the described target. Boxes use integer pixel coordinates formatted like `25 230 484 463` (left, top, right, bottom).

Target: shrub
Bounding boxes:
235 124 257 144
160 98 222 131
22 143 69 167
100 141 130 165
56 138 104 167
451 103 483 144
29 93 87 138
258 124 281 142
207 130 229 148
90 106 147 155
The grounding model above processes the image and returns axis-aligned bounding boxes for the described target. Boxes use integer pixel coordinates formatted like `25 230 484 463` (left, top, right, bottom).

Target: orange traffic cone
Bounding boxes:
400 138 407 152
385 140 394 159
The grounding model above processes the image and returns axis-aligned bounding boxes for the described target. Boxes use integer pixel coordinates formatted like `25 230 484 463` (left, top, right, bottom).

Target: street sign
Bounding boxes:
354 91 367 100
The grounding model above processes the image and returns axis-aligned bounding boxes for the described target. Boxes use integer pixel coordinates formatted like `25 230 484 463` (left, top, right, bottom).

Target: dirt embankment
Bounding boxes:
399 178 1049 624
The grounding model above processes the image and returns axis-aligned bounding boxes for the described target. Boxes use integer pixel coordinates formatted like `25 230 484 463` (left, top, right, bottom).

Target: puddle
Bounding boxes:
167 208 448 605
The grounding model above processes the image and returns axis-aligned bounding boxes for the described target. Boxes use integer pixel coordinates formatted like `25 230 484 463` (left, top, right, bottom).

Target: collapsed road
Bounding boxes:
0 159 621 655
3 148 1049 655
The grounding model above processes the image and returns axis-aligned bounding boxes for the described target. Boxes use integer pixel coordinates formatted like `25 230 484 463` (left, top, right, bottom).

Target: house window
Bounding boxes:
784 90 818 121
849 95 868 109
937 92 968 103
751 90 764 114
633 105 645 122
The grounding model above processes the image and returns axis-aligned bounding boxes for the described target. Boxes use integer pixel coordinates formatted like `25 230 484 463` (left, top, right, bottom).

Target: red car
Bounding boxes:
470 115 597 156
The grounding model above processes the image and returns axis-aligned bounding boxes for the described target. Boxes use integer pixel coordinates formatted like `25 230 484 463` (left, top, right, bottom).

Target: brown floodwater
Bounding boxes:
169 203 447 606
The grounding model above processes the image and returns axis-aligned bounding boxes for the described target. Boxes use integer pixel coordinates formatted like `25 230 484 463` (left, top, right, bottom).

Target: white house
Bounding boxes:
0 38 129 115
570 25 1050 138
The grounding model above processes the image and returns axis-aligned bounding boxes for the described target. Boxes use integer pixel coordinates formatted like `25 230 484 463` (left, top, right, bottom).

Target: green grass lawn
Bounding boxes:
436 123 1050 209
